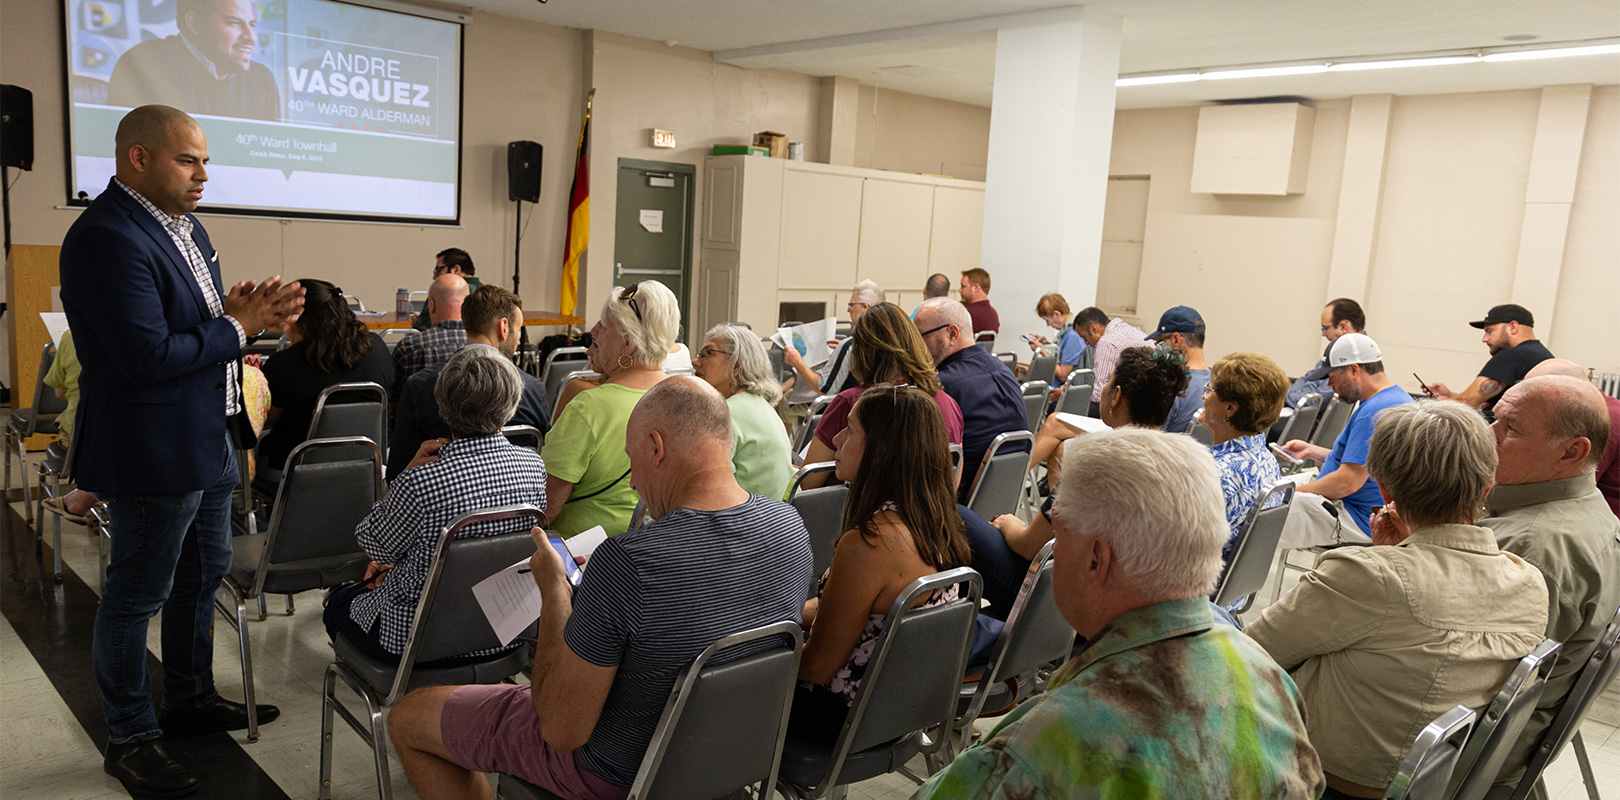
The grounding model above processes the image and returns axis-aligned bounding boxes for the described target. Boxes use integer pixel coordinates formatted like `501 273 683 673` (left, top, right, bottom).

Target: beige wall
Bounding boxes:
1107 86 1620 386
853 85 992 181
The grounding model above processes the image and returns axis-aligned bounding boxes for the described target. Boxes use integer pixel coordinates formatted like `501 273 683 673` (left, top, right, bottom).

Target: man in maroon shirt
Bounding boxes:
959 268 1000 335
1528 359 1620 518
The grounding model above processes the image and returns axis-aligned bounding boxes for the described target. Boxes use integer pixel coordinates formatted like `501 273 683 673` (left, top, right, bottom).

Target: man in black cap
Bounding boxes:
1424 303 1553 419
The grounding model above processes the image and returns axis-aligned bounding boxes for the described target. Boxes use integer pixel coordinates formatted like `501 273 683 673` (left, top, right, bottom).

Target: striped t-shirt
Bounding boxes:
563 494 814 787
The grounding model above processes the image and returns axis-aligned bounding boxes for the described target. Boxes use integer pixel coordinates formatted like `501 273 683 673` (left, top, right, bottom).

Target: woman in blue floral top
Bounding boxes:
1202 352 1291 553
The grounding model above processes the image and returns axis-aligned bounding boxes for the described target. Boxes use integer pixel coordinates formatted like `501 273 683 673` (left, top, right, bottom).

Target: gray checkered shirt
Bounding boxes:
115 179 246 416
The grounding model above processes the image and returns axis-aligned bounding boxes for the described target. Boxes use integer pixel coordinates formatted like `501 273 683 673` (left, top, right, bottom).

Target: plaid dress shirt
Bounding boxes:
116 178 246 416
1090 317 1150 405
391 320 466 398
350 433 548 656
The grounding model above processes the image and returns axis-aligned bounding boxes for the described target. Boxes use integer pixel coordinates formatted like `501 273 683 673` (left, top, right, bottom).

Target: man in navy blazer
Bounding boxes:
60 105 304 797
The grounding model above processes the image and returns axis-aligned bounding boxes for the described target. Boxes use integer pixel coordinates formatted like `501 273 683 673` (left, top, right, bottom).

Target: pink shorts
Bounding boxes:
440 684 629 800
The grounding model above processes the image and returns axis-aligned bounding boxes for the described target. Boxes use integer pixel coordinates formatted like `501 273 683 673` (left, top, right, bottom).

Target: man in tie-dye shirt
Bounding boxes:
914 429 1324 800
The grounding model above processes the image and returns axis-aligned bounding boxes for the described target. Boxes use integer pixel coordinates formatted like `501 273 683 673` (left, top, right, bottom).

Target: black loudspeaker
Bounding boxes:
0 85 34 171
507 140 542 203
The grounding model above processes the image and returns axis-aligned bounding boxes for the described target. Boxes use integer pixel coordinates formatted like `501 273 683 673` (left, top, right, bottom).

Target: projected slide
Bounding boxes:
64 0 463 222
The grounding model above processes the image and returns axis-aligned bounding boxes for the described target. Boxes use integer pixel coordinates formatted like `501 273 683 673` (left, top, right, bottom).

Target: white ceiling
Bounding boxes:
462 0 1620 108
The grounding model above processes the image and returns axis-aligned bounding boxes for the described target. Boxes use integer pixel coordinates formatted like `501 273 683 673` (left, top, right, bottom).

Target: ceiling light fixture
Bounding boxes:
1116 38 1620 87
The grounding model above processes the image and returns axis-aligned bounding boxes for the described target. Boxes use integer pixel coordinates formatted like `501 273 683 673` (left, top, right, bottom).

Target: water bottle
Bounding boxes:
396 288 409 316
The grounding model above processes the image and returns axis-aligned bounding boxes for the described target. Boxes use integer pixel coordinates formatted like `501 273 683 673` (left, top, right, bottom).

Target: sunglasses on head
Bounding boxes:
621 283 642 322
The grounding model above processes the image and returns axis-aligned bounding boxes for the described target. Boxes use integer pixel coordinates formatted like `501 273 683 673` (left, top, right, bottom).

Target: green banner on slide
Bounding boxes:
74 105 455 183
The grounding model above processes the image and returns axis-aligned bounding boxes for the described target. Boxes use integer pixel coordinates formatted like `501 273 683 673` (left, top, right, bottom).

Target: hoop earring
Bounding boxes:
617 353 635 370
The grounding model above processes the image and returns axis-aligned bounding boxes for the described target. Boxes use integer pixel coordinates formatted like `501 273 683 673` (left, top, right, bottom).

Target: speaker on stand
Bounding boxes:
507 140 542 367
1 84 36 259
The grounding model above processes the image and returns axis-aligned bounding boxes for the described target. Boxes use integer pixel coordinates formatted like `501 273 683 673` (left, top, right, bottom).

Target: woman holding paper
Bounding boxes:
690 324 797 500
323 346 547 663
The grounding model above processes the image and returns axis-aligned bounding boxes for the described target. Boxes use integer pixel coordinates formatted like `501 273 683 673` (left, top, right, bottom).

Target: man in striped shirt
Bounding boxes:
1072 307 1151 416
387 377 813 800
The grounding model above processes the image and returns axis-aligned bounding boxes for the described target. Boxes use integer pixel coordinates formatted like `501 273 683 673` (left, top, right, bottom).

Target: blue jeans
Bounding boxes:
93 443 237 743
957 504 1030 621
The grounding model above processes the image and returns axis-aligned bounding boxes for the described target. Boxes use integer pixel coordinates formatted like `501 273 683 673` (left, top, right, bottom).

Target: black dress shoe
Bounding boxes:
104 739 199 797
159 697 281 738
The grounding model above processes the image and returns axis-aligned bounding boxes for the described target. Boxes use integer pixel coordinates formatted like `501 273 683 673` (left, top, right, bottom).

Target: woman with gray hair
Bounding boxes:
543 280 679 537
692 323 796 499
1246 400 1549 799
323 346 548 663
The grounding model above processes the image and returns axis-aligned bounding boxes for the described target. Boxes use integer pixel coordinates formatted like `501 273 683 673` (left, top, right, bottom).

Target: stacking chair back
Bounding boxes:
1384 706 1476 800
793 395 835 455
764 338 787 382
541 350 590 417
252 438 383 594
1278 393 1326 444
501 424 544 453
1447 638 1562 800
1310 396 1356 448
974 331 996 352
1187 411 1214 446
966 431 1035 520
787 462 845 588
954 543 1074 742
305 382 388 466
994 352 1017 374
6 341 66 527
1507 604 1620 800
27 341 68 426
1024 350 1058 386
549 369 602 425
1055 369 1094 416
1210 480 1296 610
1019 381 1049 435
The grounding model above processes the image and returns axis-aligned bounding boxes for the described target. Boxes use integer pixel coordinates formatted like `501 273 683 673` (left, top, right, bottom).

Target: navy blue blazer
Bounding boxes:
60 178 246 494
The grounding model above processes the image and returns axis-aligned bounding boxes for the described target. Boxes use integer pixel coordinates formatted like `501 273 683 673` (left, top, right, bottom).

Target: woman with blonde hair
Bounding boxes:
543 280 679 537
691 323 796 499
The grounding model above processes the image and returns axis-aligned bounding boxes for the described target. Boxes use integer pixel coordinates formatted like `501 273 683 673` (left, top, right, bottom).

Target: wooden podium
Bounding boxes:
6 244 63 449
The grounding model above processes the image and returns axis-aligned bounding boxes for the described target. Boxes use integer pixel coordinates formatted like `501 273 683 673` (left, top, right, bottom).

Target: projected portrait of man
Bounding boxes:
108 0 281 121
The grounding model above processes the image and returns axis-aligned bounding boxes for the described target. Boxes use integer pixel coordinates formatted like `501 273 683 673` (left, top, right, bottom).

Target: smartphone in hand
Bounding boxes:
1269 442 1305 464
549 537 583 586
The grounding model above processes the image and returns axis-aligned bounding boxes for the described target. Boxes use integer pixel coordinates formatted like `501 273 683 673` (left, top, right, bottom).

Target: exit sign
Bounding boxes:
651 129 677 148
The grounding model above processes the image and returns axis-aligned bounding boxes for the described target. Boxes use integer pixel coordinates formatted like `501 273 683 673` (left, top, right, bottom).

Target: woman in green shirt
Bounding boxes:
542 280 678 537
691 324 796 500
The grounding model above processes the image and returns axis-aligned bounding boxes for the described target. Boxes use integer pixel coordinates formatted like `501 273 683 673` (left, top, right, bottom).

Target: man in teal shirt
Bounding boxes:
915 429 1324 799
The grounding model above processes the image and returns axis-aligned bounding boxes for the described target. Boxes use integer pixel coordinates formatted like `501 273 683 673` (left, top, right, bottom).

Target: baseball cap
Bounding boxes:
1304 333 1382 380
1469 304 1534 329
1145 306 1205 340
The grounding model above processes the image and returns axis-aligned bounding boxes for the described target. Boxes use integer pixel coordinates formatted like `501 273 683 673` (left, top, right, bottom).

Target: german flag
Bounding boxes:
561 89 594 317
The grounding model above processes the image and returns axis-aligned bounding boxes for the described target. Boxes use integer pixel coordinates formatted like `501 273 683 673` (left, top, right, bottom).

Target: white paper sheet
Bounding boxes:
471 557 543 646
567 525 609 559
39 313 71 347
772 317 838 369
1052 412 1112 435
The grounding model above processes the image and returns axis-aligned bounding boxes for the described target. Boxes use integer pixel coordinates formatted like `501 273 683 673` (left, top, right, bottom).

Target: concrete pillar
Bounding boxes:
1511 84 1592 342
818 76 860 166
978 7 1122 352
1325 94 1394 304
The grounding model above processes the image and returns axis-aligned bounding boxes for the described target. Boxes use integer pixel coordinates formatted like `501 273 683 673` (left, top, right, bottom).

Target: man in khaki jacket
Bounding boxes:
1481 374 1620 793
1247 400 1549 799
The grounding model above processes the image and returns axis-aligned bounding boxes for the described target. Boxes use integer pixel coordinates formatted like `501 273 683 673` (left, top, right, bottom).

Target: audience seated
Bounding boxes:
543 280 677 537
690 323 796 500
958 267 999 334
917 428 1325 799
915 297 1029 501
984 347 1187 610
797 303 964 490
1203 352 1289 552
413 247 483 331
912 272 950 318
1286 298 1364 410
1425 303 1553 420
1070 306 1150 416
1146 305 1211 433
393 273 470 399
256 278 393 486
1276 333 1412 549
388 285 551 478
386 377 813 800
1247 400 1549 799
1024 292 1087 385
322 346 548 664
780 279 882 403
791 385 977 744
1525 359 1620 517
1479 375 1620 791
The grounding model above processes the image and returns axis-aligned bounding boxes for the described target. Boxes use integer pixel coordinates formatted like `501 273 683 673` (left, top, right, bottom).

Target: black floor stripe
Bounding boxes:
0 504 293 800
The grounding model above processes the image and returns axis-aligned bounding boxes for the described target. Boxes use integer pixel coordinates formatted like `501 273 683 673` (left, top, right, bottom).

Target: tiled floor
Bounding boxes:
1 447 1616 799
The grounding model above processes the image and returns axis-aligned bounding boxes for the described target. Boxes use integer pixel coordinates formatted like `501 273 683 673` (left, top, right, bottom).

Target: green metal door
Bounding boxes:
614 158 696 342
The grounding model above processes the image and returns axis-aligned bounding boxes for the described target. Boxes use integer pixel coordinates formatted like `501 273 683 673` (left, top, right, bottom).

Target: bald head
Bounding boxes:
115 105 199 170
427 274 469 323
627 377 736 515
114 106 208 218
630 376 733 454
1494 375 1610 484
1526 358 1588 382
915 297 975 365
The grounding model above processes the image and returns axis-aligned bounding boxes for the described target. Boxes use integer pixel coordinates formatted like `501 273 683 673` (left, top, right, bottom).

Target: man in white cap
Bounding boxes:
1277 333 1414 548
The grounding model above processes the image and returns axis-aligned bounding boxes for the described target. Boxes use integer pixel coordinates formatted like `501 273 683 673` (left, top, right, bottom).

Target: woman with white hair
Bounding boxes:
691 324 796 499
543 281 679 537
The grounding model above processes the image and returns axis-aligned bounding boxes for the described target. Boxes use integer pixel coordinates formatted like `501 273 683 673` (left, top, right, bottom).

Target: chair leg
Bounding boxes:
1271 548 1293 603
17 439 32 527
369 698 394 800
320 666 339 800
285 594 296 615
257 594 268 621
1572 731 1598 800
216 585 260 742
324 664 394 800
51 503 62 584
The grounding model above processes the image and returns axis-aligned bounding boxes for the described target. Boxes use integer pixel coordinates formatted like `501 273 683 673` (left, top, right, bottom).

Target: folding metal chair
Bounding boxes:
1310 396 1356 449
498 621 804 800
787 462 845 594
793 395 836 457
966 431 1035 521
1019 381 1049 435
1024 349 1058 387
1384 705 1477 800
1054 369 1094 417
320 504 546 800
1446 639 1562 800
994 352 1017 374
1277 393 1326 446
974 331 996 353
549 369 601 426
1210 480 1295 613
777 569 983 799
1187 409 1214 446
500 424 544 453
1508 604 1620 800
34 436 79 583
5 341 65 527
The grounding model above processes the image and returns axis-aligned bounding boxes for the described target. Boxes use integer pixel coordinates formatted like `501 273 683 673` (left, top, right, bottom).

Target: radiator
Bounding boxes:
1597 372 1620 399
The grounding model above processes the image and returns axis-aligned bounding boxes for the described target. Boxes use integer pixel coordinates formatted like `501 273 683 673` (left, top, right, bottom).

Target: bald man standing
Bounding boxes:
61 105 303 795
392 273 470 398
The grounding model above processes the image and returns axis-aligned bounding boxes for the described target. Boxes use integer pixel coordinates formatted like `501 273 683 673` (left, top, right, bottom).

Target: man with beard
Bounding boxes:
1424 304 1553 421
1277 333 1413 549
109 0 281 120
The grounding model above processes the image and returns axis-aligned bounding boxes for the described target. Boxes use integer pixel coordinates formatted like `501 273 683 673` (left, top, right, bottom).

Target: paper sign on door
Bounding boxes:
638 209 664 233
